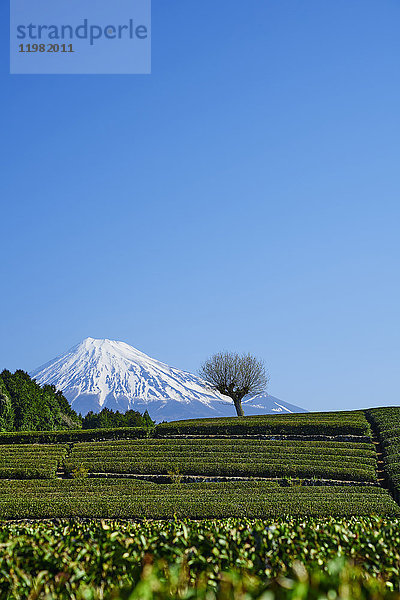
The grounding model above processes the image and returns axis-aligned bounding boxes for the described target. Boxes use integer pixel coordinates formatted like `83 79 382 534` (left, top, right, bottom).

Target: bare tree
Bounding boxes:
199 351 269 417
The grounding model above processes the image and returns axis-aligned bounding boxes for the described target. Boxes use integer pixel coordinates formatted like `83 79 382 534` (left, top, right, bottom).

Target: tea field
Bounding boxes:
1 408 400 597
1 518 400 598
0 479 398 519
0 409 398 518
64 437 378 481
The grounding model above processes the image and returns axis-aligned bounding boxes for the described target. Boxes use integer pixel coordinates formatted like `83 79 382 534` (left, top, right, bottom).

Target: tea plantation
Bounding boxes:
0 409 398 518
1 408 400 597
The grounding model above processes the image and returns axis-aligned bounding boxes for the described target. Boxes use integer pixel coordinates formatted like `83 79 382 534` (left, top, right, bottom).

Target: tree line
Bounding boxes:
0 370 154 432
0 369 81 431
82 407 153 429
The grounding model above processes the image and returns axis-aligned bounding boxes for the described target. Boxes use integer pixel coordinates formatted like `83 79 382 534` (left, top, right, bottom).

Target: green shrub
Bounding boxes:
0 426 149 445
71 464 89 479
167 467 183 483
156 411 371 438
64 438 377 482
0 480 396 519
1 518 400 598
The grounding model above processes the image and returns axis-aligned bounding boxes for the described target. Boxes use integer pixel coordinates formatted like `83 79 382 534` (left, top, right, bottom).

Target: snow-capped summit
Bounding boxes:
30 338 306 420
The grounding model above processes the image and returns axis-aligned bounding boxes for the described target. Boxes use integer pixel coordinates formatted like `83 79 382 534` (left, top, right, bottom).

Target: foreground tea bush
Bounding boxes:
0 518 399 598
103 559 400 600
21 560 400 599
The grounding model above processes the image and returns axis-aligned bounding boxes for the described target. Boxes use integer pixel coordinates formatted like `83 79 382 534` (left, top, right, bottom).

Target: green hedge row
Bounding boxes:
0 446 68 454
156 411 371 437
0 411 371 445
0 444 68 479
69 437 376 453
367 407 400 495
67 450 376 465
0 465 59 479
64 459 376 481
0 479 396 519
65 437 377 481
0 426 150 445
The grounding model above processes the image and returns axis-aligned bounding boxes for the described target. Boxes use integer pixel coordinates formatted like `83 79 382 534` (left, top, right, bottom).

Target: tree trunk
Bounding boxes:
233 399 244 417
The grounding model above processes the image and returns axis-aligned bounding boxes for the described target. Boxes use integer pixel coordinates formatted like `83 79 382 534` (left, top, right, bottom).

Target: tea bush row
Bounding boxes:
65 458 377 481
0 444 67 479
0 426 149 445
0 411 370 446
0 479 396 519
65 438 377 481
156 411 371 437
367 407 400 493
69 437 376 455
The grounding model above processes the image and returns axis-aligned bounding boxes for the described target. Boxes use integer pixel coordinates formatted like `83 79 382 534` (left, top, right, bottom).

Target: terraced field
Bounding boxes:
1 407 400 598
0 479 397 519
0 409 398 519
367 407 400 498
65 438 378 481
0 427 148 444
157 410 370 437
0 444 67 479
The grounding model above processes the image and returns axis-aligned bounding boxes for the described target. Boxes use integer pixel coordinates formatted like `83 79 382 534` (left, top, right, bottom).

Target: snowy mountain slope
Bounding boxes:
30 338 306 420
242 393 308 415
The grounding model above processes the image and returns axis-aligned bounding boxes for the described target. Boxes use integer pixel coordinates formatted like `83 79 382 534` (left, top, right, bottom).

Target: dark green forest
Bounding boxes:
0 370 154 432
0 370 81 431
82 407 153 429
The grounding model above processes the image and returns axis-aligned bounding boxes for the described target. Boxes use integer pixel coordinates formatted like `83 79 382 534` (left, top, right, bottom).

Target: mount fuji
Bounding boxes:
30 338 306 421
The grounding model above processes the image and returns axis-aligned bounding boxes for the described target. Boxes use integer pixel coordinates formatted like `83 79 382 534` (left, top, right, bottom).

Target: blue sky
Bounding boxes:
1 1 399 412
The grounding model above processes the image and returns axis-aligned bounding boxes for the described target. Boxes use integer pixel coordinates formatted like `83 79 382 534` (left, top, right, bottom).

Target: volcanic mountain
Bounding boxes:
30 338 306 420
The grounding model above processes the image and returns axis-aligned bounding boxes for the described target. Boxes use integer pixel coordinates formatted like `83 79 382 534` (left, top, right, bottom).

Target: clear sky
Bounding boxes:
1 1 399 412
